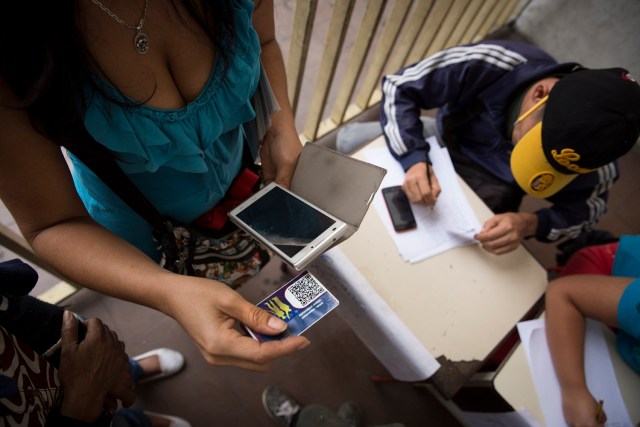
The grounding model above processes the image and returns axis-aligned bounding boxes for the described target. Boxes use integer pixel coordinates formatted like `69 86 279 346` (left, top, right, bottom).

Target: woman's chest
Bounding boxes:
78 0 217 109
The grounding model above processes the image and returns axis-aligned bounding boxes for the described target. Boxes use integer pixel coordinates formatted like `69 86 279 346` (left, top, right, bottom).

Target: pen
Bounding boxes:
595 399 604 422
425 150 433 191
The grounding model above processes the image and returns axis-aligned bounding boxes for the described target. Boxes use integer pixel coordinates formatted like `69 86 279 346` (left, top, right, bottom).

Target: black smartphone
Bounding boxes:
381 186 417 232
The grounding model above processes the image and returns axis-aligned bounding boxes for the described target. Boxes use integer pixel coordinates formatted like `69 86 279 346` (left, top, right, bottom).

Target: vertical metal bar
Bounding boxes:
286 0 318 114
446 0 484 47
474 0 508 41
328 0 387 126
354 0 413 110
301 0 356 141
381 1 435 78
463 0 499 43
425 0 471 56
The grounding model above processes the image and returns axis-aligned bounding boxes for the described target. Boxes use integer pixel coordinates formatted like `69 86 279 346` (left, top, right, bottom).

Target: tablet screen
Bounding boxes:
235 185 338 257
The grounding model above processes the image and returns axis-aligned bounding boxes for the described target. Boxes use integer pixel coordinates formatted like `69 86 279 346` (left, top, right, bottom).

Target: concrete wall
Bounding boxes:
513 0 640 151
514 0 640 76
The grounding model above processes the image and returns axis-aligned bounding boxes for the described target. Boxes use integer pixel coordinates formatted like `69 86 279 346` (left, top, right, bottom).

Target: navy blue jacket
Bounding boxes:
380 40 618 242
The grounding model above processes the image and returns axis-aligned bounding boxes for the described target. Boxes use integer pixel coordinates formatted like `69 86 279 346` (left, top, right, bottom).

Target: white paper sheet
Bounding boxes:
517 318 633 427
363 137 482 263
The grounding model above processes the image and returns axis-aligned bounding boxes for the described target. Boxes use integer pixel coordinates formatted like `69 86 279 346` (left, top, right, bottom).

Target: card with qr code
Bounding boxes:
244 271 339 342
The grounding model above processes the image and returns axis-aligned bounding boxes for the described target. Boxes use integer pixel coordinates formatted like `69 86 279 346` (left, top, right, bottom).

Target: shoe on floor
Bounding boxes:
338 401 364 427
144 411 191 427
262 385 302 427
133 347 185 384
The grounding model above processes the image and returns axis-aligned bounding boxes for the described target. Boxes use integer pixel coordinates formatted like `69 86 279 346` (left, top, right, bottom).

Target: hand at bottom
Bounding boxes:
169 275 310 371
561 387 606 427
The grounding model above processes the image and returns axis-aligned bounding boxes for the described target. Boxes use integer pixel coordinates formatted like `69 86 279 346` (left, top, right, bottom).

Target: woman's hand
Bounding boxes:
166 274 310 371
259 125 302 189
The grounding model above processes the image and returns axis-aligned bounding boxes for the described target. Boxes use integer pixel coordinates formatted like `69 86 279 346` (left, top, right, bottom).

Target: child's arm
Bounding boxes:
545 274 632 426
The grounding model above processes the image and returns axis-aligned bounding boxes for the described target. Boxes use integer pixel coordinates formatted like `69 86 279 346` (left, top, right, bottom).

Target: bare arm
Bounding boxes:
545 274 632 426
0 80 309 371
252 0 302 189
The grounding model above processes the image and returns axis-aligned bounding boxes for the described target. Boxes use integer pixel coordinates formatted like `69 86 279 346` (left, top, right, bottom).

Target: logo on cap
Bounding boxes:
621 72 636 83
529 173 555 193
551 148 593 173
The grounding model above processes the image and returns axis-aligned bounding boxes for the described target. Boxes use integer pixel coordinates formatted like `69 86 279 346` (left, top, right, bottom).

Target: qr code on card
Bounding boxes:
246 271 339 342
285 272 325 308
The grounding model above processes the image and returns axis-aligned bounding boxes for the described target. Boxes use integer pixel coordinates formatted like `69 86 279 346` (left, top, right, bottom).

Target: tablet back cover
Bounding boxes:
290 143 386 240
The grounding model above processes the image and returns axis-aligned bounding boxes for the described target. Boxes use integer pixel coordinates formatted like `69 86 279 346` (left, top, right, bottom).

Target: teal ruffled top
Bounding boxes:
69 0 261 258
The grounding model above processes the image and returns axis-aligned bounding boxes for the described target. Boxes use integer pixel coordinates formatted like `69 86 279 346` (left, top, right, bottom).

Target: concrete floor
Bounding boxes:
2 1 640 426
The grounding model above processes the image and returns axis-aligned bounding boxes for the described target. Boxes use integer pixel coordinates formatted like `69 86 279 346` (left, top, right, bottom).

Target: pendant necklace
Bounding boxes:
89 0 150 54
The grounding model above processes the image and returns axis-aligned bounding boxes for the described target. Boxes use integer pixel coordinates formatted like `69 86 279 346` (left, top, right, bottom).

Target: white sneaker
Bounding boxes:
133 347 185 384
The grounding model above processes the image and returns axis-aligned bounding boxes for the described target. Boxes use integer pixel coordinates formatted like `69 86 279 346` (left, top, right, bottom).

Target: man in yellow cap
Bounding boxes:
362 40 640 255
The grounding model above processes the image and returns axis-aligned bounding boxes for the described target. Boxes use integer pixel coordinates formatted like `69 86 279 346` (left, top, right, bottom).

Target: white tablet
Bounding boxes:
228 182 348 270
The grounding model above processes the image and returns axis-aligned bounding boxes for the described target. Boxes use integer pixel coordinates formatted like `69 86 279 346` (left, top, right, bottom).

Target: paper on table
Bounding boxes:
363 137 482 263
517 318 633 427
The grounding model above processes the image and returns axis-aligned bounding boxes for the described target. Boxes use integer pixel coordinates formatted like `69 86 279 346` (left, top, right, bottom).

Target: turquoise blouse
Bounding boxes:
69 0 261 259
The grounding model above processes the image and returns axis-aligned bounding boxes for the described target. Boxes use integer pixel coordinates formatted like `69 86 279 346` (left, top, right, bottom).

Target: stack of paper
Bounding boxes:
363 136 482 263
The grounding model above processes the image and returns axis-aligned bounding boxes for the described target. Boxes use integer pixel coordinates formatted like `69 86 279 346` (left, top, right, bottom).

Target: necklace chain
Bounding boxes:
89 0 151 54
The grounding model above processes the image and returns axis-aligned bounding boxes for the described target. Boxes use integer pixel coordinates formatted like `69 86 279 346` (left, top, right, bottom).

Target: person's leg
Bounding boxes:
113 408 191 427
113 408 151 427
419 116 440 142
336 122 383 154
336 117 440 154
296 404 405 427
295 404 351 427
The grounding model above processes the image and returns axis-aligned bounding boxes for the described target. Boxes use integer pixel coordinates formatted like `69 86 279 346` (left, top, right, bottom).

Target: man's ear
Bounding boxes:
531 78 559 102
531 84 549 102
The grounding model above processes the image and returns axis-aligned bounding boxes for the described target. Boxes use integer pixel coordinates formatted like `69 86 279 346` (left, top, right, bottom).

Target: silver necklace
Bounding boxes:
90 0 150 54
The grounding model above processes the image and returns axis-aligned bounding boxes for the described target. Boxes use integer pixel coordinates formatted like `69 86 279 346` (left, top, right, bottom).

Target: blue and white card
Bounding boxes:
245 271 339 342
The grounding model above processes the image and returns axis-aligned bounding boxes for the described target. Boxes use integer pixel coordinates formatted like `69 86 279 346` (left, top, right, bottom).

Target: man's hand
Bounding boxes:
58 311 135 421
475 212 537 255
402 162 441 206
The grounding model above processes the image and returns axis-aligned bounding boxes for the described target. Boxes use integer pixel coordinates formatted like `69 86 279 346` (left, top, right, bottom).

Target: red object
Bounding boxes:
194 168 260 230
559 241 619 276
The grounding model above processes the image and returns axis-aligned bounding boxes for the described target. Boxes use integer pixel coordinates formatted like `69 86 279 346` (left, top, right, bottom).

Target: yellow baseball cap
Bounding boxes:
510 68 640 198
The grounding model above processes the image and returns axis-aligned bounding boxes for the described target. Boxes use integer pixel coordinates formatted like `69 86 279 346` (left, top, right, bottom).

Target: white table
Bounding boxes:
309 138 548 398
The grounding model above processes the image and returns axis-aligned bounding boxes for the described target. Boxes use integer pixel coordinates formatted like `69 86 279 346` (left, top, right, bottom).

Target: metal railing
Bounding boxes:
284 0 530 143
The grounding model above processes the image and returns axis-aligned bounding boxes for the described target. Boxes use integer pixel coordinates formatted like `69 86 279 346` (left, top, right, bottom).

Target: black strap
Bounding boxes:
60 126 167 231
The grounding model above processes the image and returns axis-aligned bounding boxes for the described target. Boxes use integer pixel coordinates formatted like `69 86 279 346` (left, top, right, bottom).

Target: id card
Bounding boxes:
245 271 339 342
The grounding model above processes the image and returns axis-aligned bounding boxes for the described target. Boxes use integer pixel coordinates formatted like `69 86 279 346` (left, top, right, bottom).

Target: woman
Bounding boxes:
0 0 309 371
